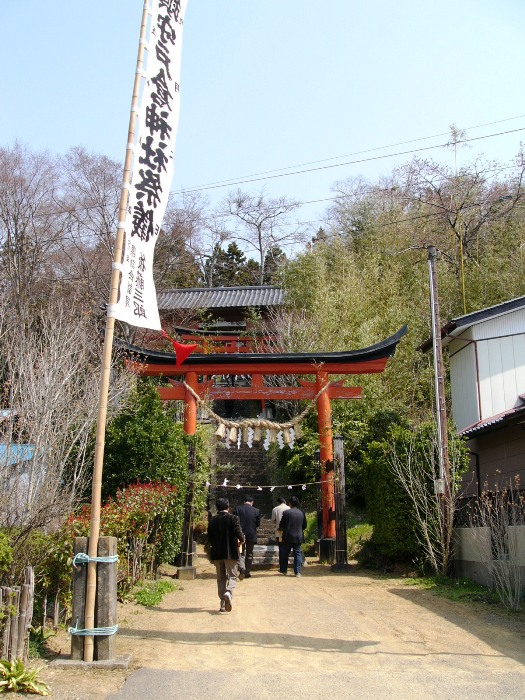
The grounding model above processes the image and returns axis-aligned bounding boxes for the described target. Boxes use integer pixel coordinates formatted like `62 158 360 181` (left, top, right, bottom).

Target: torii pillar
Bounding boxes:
317 371 336 561
178 371 198 580
184 371 198 435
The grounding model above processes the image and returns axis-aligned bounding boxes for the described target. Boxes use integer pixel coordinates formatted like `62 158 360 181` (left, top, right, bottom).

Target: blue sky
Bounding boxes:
3 0 525 231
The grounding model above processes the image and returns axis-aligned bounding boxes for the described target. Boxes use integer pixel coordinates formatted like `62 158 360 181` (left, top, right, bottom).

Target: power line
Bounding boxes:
16 131 525 224
173 125 525 195
185 126 525 194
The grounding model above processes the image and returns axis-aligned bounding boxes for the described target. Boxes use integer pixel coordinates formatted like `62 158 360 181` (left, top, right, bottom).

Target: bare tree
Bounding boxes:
155 191 203 289
246 304 319 420
0 143 65 318
467 477 524 610
56 146 121 305
388 425 467 576
0 295 134 547
161 191 234 288
398 150 525 263
223 189 305 284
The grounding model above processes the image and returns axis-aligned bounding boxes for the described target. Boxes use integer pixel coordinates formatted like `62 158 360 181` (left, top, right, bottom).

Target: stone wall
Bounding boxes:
211 439 276 517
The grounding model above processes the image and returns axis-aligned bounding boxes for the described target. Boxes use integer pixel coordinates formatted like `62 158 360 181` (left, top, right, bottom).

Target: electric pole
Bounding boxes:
427 246 452 571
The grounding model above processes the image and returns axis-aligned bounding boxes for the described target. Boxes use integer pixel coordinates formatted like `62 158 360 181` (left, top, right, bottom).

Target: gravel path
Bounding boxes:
40 553 525 699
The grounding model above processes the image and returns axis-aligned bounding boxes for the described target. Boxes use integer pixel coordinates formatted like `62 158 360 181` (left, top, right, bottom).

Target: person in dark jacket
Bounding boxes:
207 497 245 612
234 495 260 579
278 496 307 577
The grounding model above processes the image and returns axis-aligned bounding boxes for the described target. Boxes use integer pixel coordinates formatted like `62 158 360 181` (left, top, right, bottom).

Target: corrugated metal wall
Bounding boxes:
450 309 525 430
450 333 479 432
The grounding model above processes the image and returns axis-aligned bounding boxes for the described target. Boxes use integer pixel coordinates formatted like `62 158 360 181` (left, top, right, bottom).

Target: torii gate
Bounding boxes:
127 325 407 543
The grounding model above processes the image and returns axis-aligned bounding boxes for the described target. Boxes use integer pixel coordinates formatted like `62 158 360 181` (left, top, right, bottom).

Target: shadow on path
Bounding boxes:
118 627 376 654
117 626 514 659
389 585 525 666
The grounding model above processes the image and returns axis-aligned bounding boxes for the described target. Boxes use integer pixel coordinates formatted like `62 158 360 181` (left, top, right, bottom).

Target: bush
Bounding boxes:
102 381 210 563
347 522 374 559
0 532 12 575
102 381 189 497
65 482 180 599
0 528 72 625
302 512 319 555
361 438 421 562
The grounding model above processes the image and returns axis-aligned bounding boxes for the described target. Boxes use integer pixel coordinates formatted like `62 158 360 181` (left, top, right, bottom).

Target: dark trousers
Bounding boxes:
239 540 255 574
279 541 302 575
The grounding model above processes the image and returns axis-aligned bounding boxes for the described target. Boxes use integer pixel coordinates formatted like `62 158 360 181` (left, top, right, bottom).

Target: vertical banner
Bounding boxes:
114 0 189 330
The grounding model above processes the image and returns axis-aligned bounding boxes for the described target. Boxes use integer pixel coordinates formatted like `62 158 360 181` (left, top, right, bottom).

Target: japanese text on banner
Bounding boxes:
115 0 188 330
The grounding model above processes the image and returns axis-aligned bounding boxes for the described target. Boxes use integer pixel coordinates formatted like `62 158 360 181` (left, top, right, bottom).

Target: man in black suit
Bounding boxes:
234 495 260 579
278 496 307 577
207 497 245 612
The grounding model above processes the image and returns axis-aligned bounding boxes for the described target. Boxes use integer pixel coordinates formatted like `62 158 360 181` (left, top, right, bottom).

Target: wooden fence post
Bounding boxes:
333 435 349 569
8 588 20 662
0 589 5 659
94 536 117 661
16 584 30 659
71 537 87 660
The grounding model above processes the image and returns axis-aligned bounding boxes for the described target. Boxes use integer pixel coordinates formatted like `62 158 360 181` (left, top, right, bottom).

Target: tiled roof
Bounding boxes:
157 286 284 311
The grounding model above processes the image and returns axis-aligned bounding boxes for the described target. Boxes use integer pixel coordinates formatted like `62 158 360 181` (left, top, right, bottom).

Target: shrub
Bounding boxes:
362 437 421 562
64 482 180 598
0 529 72 626
101 381 211 563
102 381 189 499
302 512 319 555
0 533 12 575
347 522 374 559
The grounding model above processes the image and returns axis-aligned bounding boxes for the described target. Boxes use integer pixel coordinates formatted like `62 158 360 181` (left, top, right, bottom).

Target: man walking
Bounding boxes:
234 495 260 579
271 496 290 535
271 496 290 564
278 496 307 577
207 497 245 612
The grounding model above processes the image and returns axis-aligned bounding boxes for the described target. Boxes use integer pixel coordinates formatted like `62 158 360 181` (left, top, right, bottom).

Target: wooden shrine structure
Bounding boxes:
126 325 407 548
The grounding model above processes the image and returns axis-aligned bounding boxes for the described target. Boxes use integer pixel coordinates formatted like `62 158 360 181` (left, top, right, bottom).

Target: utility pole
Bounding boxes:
427 246 452 570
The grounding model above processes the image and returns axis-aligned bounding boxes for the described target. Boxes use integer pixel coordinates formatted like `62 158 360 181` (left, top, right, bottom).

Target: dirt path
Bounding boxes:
41 552 525 699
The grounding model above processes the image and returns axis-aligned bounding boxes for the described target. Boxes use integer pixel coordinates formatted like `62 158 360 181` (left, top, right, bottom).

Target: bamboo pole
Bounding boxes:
83 0 152 662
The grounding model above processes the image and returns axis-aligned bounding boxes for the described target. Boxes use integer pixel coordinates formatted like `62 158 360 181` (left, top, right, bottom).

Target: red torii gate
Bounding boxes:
126 326 407 542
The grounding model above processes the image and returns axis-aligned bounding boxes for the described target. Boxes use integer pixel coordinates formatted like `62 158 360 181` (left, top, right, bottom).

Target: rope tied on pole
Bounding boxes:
72 553 119 569
68 620 119 637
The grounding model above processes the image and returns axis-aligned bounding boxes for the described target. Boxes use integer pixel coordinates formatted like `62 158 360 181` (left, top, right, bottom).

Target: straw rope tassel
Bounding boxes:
182 379 331 441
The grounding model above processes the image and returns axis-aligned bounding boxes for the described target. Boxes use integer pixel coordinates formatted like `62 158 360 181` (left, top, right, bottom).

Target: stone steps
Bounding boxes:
252 544 280 566
251 543 308 568
256 517 277 545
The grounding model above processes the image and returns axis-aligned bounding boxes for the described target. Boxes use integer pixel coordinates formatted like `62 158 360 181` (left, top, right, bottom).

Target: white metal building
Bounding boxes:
440 297 525 587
